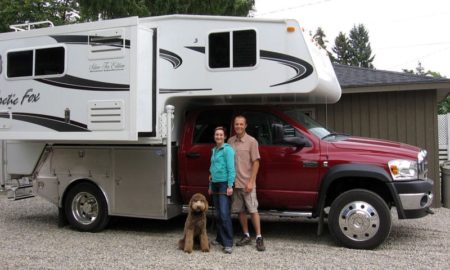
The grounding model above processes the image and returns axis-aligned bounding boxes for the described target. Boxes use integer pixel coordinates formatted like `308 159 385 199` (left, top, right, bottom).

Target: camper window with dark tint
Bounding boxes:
233 30 257 67
35 47 65 76
7 50 33 77
209 32 230 68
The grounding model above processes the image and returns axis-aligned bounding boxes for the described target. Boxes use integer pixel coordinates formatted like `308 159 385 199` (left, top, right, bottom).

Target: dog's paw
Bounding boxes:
201 248 210 252
184 248 193 254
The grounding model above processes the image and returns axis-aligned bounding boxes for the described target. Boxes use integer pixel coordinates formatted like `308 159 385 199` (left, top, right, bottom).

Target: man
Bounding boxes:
228 115 265 251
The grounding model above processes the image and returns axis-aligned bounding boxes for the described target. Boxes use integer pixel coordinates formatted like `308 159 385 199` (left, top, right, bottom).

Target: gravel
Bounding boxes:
0 193 449 269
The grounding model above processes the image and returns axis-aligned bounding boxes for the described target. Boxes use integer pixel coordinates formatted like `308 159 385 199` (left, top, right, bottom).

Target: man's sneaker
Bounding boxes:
236 235 251 246
211 240 222 246
256 237 266 251
223 246 233 254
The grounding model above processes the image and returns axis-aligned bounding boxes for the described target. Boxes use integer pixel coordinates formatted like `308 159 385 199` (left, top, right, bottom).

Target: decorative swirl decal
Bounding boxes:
0 112 89 132
35 75 129 91
185 46 313 87
160 49 183 69
260 50 314 87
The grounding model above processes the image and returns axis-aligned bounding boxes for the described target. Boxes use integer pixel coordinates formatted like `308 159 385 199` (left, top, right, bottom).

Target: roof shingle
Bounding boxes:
333 63 450 88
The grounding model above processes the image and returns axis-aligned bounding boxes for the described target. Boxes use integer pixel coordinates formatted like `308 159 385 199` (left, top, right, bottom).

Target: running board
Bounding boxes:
182 205 313 219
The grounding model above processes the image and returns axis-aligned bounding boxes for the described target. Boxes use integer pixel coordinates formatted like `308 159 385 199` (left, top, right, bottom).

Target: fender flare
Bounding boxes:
315 164 404 219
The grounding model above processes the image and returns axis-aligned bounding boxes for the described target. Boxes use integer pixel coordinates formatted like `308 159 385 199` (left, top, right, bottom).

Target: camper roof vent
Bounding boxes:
9 21 54 32
88 100 124 131
89 29 125 60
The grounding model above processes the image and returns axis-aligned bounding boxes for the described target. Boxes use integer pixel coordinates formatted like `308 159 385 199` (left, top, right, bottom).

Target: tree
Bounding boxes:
77 0 150 21
348 24 375 68
0 0 78 32
312 27 327 50
332 32 351 65
78 0 255 21
312 27 333 59
404 62 449 114
402 61 444 77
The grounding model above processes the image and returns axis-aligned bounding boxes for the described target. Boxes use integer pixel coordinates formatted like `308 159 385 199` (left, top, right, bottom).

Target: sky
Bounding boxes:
253 0 450 77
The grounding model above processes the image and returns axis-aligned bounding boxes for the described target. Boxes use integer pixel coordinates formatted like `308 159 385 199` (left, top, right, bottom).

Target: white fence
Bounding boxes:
438 113 450 164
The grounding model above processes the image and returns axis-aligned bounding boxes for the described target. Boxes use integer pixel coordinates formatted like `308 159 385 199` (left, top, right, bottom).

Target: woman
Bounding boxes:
208 126 235 254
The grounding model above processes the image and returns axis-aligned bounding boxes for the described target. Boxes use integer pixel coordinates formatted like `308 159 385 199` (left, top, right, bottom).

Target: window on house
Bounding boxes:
208 29 257 69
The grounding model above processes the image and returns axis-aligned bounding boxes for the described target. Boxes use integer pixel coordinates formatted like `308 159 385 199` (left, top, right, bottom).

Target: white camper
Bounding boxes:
0 15 340 230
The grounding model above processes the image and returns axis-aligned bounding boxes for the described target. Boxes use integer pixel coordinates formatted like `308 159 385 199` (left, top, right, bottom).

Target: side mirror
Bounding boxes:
272 124 311 147
283 137 310 147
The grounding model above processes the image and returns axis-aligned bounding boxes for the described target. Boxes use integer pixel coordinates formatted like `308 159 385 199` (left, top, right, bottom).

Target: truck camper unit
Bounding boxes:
0 16 340 230
0 15 339 143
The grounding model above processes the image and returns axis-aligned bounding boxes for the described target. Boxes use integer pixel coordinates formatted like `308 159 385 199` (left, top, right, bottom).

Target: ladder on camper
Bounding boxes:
9 21 54 32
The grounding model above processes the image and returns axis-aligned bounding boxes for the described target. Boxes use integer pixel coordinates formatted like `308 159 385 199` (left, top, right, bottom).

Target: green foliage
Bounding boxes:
331 24 375 68
78 0 254 20
312 27 333 59
78 0 150 21
404 62 449 114
332 32 351 65
0 0 254 32
312 27 327 49
348 24 375 68
0 0 78 32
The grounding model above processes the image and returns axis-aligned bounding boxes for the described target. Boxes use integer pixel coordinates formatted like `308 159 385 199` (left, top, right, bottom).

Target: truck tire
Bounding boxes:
328 189 391 249
64 182 110 232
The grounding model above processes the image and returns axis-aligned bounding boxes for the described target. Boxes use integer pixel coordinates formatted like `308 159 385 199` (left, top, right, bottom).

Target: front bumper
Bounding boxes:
392 179 433 219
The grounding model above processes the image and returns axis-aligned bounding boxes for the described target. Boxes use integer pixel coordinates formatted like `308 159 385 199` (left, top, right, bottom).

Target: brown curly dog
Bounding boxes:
178 193 210 253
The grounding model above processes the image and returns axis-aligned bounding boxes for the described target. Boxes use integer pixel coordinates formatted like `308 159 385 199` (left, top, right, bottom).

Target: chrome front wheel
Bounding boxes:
328 189 391 249
338 201 380 242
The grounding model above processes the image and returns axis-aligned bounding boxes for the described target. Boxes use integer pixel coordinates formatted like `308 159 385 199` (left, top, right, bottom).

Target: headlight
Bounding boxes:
388 159 418 181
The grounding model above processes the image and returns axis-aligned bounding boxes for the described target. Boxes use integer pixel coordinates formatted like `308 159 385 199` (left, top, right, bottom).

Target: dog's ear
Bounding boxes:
188 195 194 212
203 195 209 210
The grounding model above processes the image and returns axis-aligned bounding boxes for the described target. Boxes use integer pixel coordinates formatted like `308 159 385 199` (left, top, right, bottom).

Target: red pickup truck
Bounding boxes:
178 105 433 249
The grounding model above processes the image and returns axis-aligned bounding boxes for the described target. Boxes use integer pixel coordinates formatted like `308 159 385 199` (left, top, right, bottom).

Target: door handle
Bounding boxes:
186 152 201 158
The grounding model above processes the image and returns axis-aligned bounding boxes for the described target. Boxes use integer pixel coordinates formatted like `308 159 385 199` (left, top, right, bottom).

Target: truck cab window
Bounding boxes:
242 111 306 146
193 110 232 144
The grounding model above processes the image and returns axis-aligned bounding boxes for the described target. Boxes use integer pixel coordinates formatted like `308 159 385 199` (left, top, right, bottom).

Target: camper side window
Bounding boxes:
7 50 33 77
208 29 257 69
35 47 65 76
7 46 65 78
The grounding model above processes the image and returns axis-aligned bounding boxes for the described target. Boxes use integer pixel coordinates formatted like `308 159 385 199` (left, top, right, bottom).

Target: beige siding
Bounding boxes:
303 90 440 206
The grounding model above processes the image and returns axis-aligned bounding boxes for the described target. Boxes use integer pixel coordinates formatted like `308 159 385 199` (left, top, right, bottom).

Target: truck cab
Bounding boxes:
179 105 433 249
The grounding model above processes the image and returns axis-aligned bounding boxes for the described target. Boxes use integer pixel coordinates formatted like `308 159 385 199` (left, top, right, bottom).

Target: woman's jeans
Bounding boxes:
211 182 234 248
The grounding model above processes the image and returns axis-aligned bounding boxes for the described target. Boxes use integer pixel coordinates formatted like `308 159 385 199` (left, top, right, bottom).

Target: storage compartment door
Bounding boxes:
113 148 165 218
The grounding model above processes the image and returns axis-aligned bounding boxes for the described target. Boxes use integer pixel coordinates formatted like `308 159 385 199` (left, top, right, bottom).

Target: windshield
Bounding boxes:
282 108 332 139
